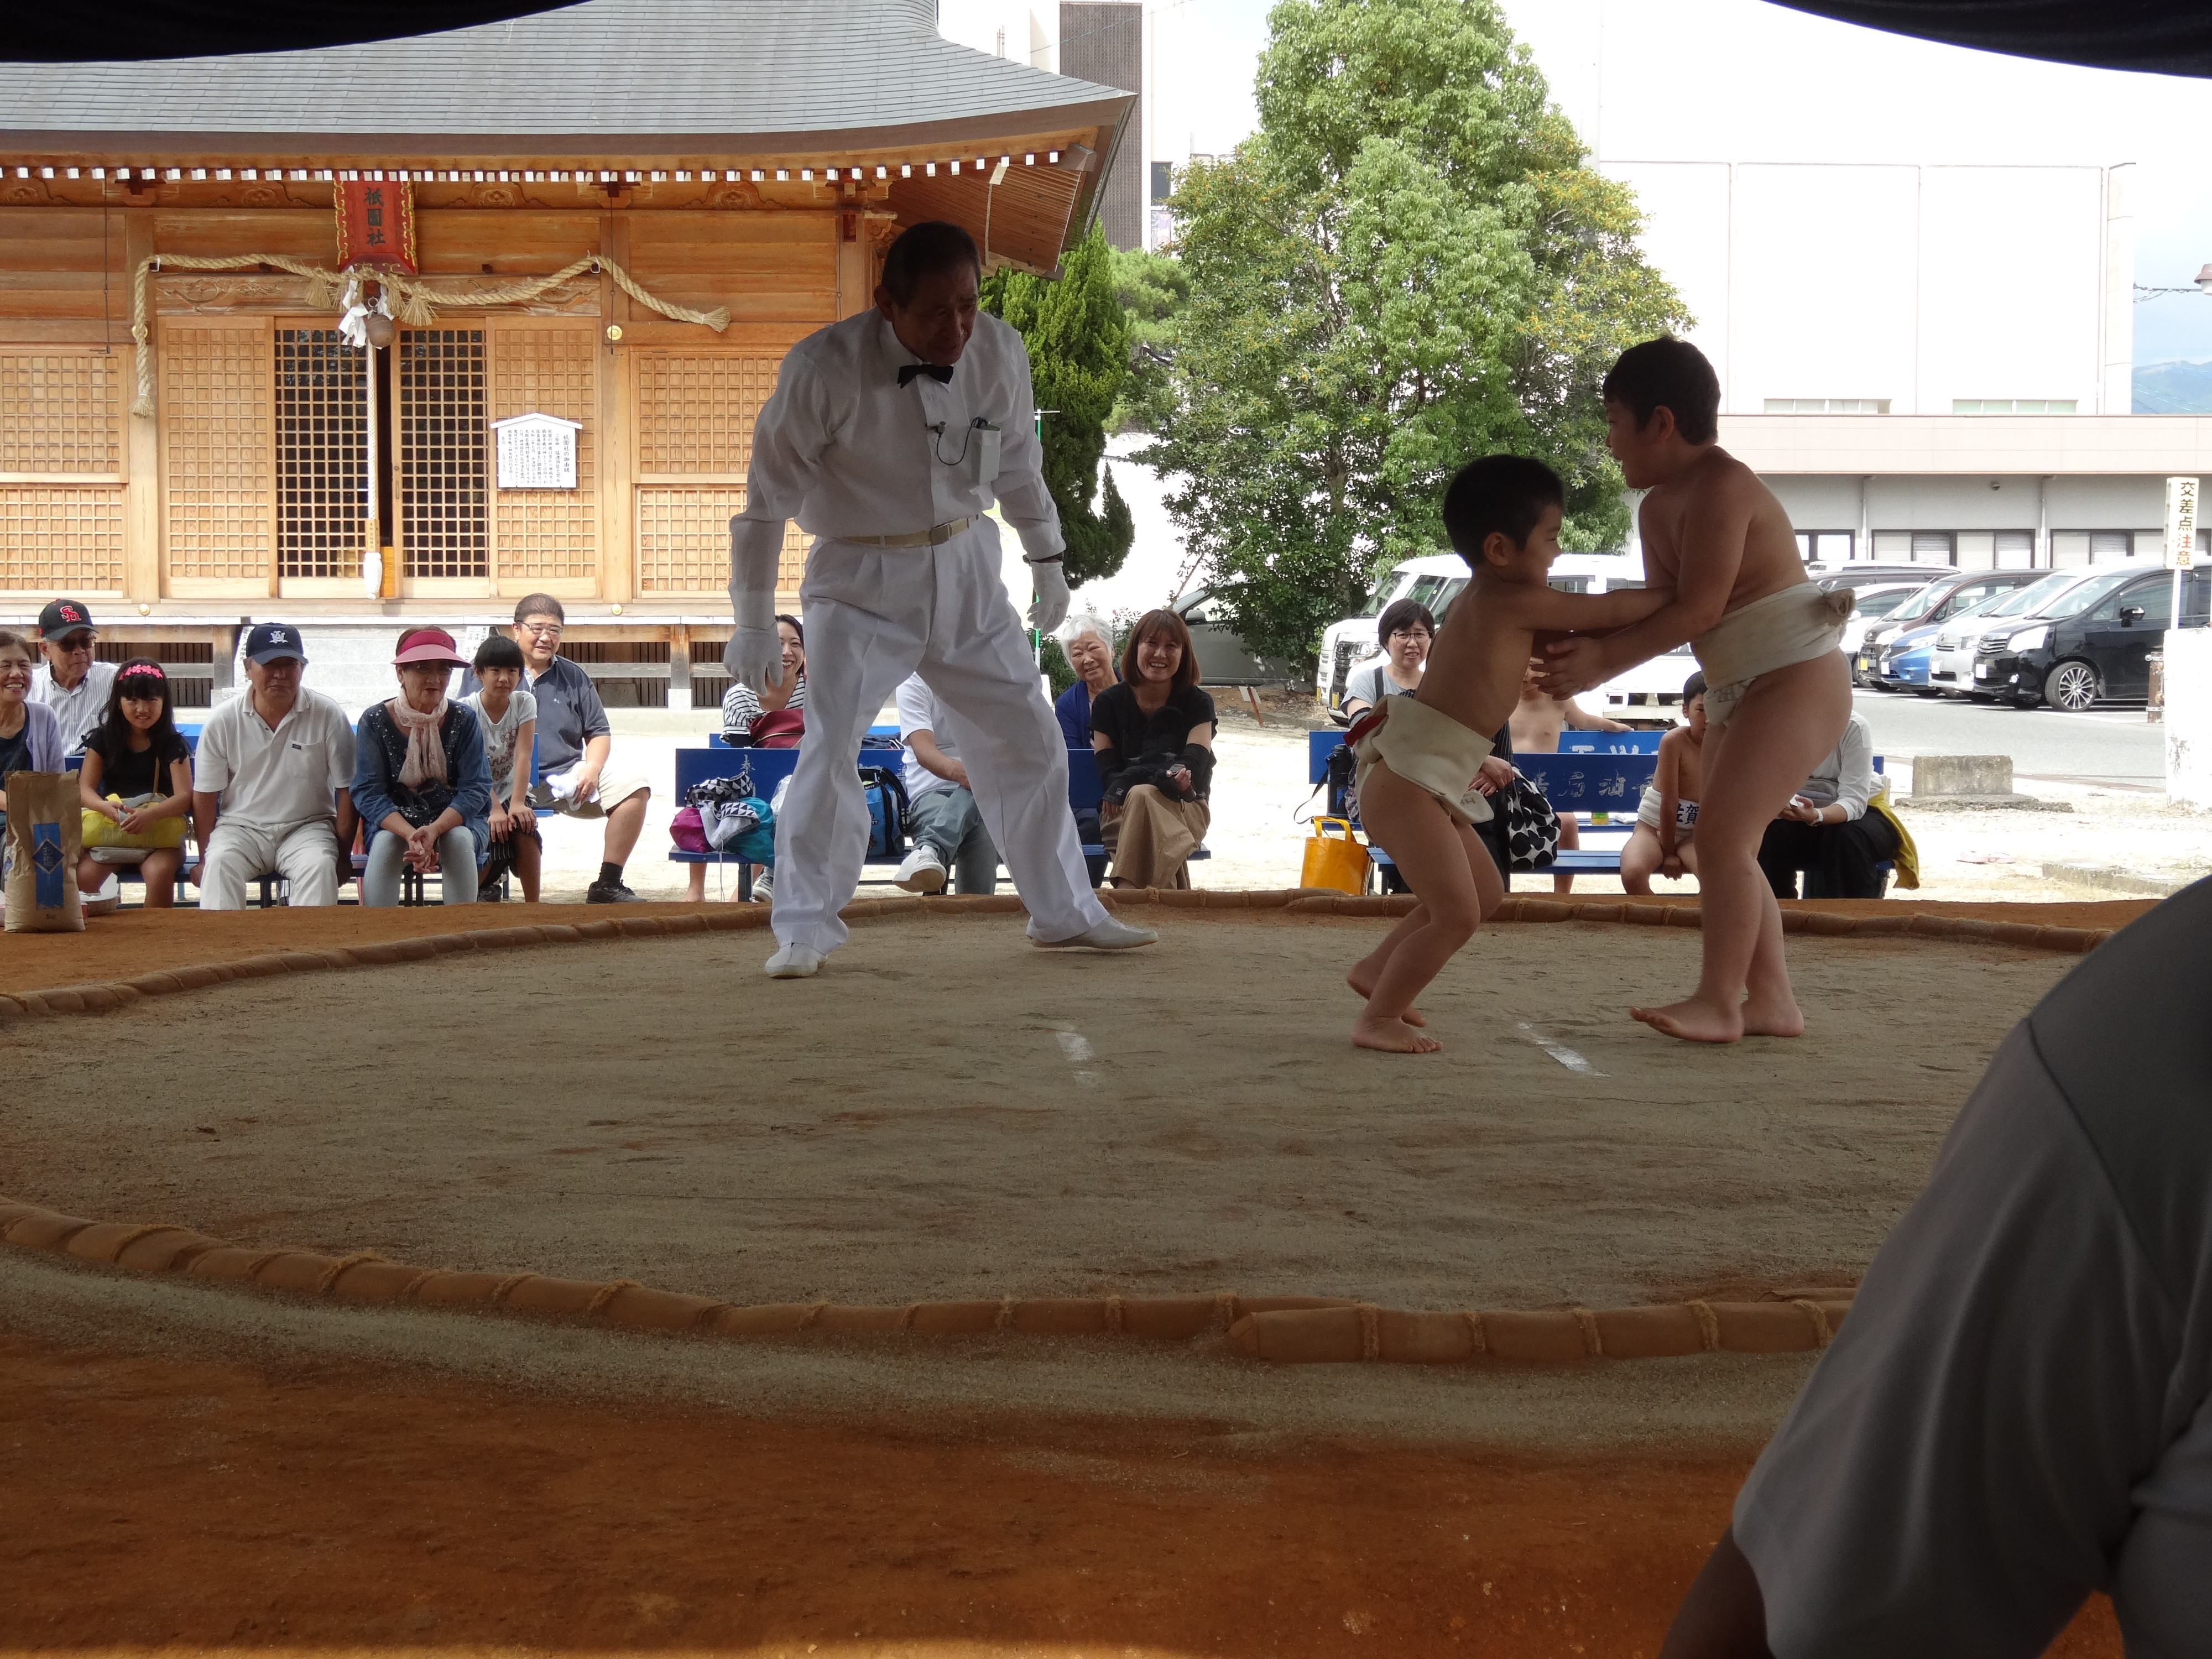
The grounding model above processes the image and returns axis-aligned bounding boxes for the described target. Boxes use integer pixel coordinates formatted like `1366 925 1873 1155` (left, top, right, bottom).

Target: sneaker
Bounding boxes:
893 844 947 894
751 871 774 904
585 877 639 904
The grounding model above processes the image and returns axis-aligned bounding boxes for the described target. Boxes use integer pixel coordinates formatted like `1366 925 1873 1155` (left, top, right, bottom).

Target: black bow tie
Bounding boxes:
898 363 954 387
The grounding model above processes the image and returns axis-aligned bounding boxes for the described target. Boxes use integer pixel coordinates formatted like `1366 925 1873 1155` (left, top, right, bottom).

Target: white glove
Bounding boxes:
723 626 782 690
1027 558 1071 634
727 513 786 689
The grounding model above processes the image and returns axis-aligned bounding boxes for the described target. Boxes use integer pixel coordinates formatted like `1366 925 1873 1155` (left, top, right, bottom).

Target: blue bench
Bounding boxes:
1307 731 1889 891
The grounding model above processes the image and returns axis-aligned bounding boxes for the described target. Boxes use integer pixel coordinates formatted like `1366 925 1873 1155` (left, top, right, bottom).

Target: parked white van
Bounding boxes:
1316 550 1689 721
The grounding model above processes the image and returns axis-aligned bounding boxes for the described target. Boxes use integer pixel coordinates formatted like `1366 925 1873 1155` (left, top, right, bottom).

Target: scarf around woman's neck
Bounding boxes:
387 696 450 788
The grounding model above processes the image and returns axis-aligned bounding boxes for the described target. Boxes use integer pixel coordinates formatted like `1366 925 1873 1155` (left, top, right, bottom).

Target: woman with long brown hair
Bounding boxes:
1088 608 1214 889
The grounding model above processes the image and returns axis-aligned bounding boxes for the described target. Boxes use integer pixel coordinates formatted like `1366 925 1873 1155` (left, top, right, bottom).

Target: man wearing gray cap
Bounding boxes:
191 623 357 909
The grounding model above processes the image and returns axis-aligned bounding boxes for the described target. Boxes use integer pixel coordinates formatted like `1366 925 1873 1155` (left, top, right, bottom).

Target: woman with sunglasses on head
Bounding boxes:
76 658 194 909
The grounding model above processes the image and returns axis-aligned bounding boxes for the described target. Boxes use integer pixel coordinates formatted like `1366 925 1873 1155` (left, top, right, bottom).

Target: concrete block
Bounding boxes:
1911 754 2013 797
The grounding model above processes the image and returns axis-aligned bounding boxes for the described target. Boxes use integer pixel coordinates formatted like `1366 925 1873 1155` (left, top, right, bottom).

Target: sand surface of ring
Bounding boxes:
2 911 2071 1312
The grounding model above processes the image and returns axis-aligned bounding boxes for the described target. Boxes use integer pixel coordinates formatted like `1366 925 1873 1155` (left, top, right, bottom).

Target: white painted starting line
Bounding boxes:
1056 1026 1099 1087
1516 1022 1605 1077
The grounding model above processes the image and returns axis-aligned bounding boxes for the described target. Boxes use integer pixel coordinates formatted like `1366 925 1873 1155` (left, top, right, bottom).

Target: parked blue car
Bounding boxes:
1871 619 1946 694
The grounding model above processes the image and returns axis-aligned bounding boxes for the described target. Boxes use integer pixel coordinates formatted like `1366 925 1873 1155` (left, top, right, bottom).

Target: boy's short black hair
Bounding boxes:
1602 337 1720 445
879 220 982 306
1441 455 1566 563
475 634 525 672
1682 669 1707 701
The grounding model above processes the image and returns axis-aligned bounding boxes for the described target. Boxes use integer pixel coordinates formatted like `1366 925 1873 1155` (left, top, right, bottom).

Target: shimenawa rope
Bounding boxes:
129 252 730 416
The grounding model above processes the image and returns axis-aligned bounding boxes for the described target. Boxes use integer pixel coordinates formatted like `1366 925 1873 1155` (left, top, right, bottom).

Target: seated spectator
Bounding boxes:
891 671 999 896
191 624 357 910
1054 613 1118 749
1510 657 1635 895
1621 674 1705 896
0 630 66 851
28 598 117 758
461 594 649 904
460 635 541 902
76 659 194 909
1090 609 1215 890
1340 598 1433 717
1755 708 1898 900
352 627 490 908
720 613 806 743
1661 881 2212 1658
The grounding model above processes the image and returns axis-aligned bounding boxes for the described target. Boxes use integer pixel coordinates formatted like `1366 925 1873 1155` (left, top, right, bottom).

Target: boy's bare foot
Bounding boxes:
1352 1014 1442 1053
1629 995 1745 1044
1739 991 1806 1039
1345 968 1427 1025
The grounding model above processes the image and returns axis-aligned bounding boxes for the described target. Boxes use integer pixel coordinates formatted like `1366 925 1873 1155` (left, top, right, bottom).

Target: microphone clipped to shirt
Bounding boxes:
898 363 954 387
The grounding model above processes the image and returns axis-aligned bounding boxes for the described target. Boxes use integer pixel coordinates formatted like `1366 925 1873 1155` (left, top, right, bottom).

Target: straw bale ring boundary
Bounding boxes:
0 887 2110 1363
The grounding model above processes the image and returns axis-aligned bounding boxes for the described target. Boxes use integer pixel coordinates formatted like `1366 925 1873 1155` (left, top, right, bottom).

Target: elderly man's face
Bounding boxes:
245 654 303 708
512 613 563 672
41 629 96 688
876 264 979 366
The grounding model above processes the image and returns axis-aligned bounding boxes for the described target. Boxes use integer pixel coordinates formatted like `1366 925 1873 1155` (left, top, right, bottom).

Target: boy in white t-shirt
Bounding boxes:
460 634 541 901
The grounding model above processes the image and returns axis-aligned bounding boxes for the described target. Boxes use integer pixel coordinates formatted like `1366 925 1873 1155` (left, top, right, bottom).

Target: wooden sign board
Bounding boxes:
494 413 582 490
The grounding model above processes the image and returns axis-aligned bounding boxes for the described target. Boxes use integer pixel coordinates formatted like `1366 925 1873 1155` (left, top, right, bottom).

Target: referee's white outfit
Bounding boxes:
727 306 1131 969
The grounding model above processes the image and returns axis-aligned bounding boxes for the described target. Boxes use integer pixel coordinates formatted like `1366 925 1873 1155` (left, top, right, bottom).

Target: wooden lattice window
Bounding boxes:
0 352 122 474
164 326 272 583
0 488 123 591
635 356 781 474
492 326 595 582
274 328 366 580
399 328 488 578
636 486 804 592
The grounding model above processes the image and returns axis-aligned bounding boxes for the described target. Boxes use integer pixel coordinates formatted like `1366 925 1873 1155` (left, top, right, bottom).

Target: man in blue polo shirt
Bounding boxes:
463 593 649 904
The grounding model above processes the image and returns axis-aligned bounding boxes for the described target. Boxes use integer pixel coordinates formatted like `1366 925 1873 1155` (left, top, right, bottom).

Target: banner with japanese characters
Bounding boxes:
333 179 418 273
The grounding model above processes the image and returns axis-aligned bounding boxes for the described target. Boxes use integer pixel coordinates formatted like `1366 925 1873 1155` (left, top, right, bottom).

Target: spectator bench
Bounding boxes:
671 732 1207 899
1303 728 1886 891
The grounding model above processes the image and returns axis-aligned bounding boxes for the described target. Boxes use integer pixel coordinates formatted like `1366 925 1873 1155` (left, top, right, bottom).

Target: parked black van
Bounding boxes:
1974 567 2212 709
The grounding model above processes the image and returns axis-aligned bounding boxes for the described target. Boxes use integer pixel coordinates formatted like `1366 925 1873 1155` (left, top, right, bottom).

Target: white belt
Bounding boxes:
846 515 977 548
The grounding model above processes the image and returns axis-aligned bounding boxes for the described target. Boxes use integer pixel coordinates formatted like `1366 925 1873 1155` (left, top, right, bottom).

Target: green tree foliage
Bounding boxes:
1135 0 1688 666
982 225 1138 587
1107 245 1191 432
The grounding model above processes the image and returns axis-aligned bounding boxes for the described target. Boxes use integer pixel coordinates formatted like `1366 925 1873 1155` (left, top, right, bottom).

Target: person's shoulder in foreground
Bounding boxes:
1665 878 2212 1658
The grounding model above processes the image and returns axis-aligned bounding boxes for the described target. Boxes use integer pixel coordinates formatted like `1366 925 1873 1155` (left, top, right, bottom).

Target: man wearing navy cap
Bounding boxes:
29 597 117 757
190 623 358 908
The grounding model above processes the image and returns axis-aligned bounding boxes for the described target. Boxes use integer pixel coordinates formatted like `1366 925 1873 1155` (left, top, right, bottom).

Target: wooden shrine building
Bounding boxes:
0 0 1130 707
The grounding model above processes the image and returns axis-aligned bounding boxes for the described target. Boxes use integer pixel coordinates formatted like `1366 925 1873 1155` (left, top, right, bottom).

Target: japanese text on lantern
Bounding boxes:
494 413 581 490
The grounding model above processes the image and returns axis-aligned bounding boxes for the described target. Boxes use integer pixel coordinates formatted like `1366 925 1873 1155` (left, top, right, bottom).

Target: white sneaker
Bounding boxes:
751 870 774 903
764 942 823 978
1035 915 1160 951
893 844 947 894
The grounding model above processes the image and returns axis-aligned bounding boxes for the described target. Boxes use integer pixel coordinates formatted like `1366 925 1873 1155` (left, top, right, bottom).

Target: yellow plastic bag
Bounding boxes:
1300 816 1369 895
81 792 187 851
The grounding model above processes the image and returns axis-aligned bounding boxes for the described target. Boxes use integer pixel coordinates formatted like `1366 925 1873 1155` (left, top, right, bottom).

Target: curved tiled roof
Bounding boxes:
0 0 1128 144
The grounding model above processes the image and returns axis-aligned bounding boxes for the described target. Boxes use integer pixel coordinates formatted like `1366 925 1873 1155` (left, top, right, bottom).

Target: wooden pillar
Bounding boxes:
667 622 691 712
121 208 160 603
836 190 869 320
599 194 634 606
